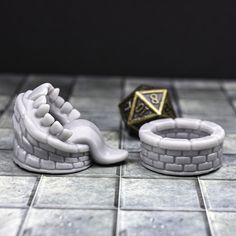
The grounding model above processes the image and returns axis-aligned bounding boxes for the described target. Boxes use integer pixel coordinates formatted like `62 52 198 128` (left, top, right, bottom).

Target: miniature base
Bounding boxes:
139 118 224 176
140 141 223 176
141 161 222 176
13 139 92 174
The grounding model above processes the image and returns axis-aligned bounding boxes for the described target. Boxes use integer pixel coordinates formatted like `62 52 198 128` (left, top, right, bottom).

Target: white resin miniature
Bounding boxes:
139 118 225 176
12 83 128 174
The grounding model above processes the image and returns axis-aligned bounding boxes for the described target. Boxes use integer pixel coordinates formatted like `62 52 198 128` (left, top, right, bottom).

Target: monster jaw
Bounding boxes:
13 83 128 174
20 83 89 153
13 83 91 174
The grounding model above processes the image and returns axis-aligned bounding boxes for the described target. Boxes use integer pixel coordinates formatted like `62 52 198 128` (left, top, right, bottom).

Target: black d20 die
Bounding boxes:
119 85 176 136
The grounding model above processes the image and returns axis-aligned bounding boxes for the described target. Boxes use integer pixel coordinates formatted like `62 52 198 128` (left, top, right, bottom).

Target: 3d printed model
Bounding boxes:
119 85 176 136
139 118 225 176
12 83 128 174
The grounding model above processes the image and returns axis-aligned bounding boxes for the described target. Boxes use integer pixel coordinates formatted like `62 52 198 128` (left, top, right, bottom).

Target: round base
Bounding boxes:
141 161 222 176
13 139 92 174
13 157 92 174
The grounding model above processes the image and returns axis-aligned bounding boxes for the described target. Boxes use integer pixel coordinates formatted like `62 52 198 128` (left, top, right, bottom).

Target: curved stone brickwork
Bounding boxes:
13 108 92 174
139 118 225 176
140 142 222 176
12 83 128 173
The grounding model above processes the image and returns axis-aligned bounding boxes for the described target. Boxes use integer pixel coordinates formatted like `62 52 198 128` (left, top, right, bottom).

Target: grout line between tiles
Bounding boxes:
34 205 118 210
17 175 44 236
121 176 198 180
114 166 122 236
119 207 205 212
2 76 27 112
114 76 125 236
197 177 215 236
41 175 119 179
66 76 77 100
171 82 183 117
220 82 236 116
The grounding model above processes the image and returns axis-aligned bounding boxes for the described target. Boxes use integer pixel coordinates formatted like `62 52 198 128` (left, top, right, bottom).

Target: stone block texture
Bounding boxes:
140 141 223 176
139 118 225 176
13 113 91 174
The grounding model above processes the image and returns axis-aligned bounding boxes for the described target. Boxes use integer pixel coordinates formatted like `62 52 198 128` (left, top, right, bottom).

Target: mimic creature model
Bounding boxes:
12 83 128 174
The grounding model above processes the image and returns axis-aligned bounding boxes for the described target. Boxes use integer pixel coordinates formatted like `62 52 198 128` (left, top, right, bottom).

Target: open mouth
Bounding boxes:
13 83 91 174
13 83 128 174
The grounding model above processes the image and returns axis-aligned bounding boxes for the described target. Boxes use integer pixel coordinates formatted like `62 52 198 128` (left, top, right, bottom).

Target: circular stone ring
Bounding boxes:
139 118 225 176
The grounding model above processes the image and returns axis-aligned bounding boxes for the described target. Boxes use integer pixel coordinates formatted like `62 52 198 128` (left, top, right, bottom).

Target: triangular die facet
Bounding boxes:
139 90 167 115
161 97 176 118
128 95 156 125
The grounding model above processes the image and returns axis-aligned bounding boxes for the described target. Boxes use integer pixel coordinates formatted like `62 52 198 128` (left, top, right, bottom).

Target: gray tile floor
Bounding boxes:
0 75 236 236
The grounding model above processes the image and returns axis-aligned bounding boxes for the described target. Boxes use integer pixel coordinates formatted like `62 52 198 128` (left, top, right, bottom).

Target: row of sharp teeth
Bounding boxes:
30 86 80 142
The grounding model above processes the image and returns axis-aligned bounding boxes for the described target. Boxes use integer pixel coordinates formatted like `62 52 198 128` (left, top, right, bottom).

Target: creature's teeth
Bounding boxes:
49 121 63 135
54 97 65 108
33 96 47 108
68 109 81 120
58 129 73 141
49 88 60 102
29 83 53 100
35 104 50 117
41 113 55 126
61 102 73 114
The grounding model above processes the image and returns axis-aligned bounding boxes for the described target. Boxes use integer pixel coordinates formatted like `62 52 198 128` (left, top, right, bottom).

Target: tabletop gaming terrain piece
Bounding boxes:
139 118 225 176
12 83 128 174
119 85 176 136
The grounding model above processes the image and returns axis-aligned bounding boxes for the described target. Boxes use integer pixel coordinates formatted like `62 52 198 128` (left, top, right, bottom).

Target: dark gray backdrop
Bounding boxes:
0 1 235 78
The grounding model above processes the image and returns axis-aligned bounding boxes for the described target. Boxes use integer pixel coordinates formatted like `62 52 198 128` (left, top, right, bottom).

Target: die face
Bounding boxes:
128 94 157 126
119 95 133 122
138 89 167 115
161 95 176 118
119 85 176 136
119 85 154 123
128 89 168 126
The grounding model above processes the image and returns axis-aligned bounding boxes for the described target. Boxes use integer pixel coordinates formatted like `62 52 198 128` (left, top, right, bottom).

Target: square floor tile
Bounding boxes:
174 80 221 90
35 177 118 208
0 129 14 149
121 178 201 210
0 95 11 112
209 212 236 236
122 153 176 179
102 131 120 148
223 135 236 154
73 76 121 98
72 164 118 177
70 97 119 113
0 110 13 129
0 176 37 207
0 74 25 96
23 209 115 236
119 210 208 236
121 130 140 152
22 75 74 99
201 180 236 210
231 100 236 111
124 78 171 95
225 89 236 99
0 150 37 176
200 155 236 180
81 113 120 131
0 208 26 236
176 89 226 101
222 81 236 91
179 99 234 115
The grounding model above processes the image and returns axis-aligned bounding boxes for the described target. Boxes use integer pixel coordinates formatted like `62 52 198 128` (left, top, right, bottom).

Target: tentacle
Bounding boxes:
65 119 128 165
